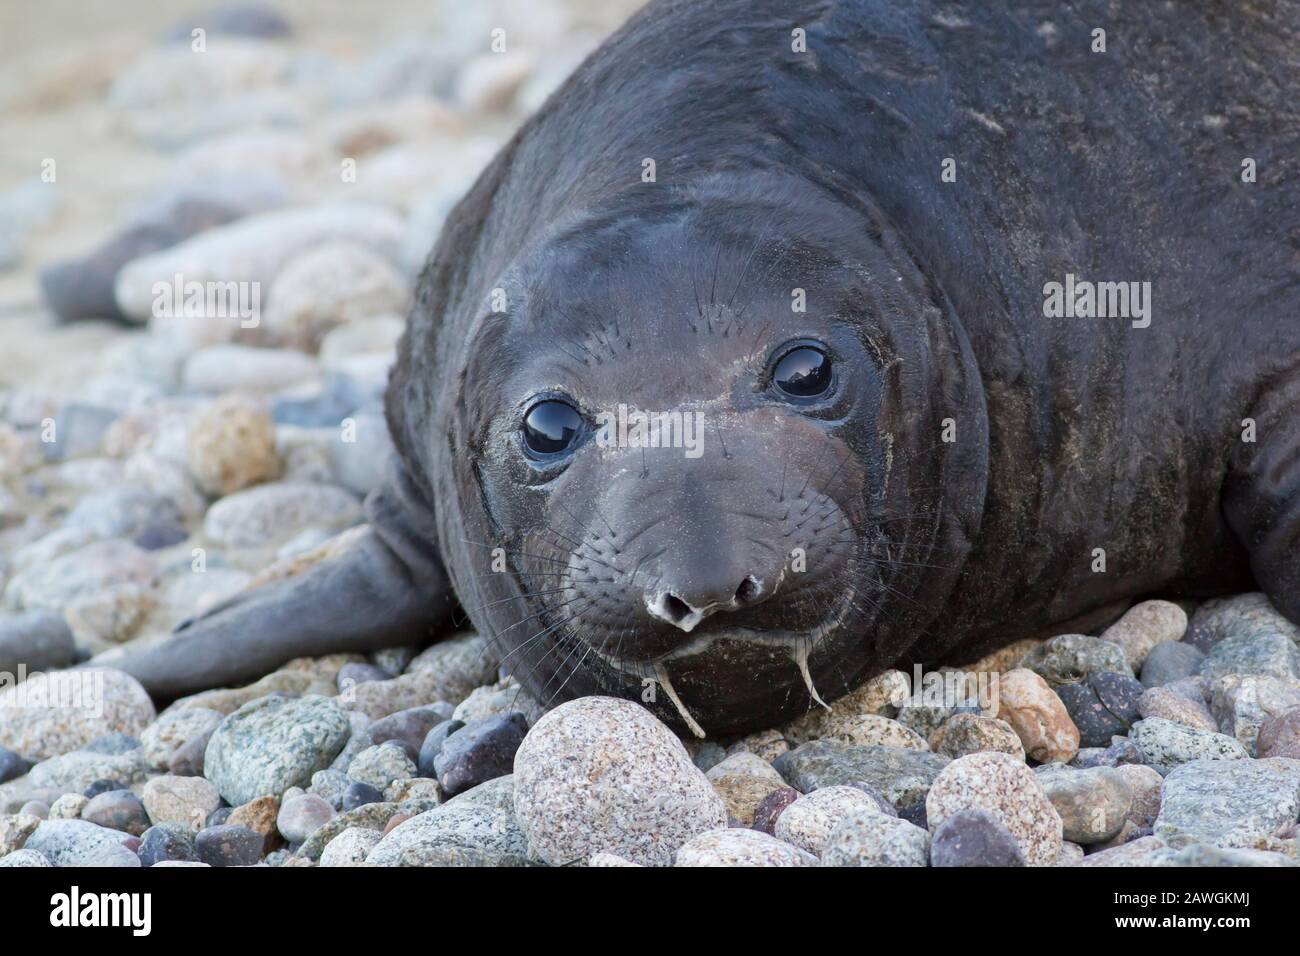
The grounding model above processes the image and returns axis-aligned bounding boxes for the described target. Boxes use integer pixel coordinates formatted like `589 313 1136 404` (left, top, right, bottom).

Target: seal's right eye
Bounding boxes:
522 400 584 457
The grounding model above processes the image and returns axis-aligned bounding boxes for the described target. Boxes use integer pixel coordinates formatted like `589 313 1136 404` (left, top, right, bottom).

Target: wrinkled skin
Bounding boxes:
114 0 1300 738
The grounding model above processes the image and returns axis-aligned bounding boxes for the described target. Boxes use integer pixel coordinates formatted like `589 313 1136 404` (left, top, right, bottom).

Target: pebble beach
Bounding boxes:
1 2 1299 869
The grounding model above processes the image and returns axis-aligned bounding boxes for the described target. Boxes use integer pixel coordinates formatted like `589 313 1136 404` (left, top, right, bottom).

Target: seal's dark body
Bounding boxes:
117 0 1300 736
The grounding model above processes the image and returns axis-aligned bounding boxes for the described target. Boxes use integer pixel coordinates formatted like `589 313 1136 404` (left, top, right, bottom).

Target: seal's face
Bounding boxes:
447 187 960 736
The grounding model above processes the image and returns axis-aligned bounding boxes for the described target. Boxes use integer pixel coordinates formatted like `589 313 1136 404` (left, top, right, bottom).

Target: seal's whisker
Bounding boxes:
790 641 830 711
654 662 706 738
540 629 596 709
458 538 577 569
459 586 575 617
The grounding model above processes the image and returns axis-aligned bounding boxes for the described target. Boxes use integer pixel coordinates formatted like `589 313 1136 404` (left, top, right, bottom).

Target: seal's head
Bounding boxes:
434 172 987 736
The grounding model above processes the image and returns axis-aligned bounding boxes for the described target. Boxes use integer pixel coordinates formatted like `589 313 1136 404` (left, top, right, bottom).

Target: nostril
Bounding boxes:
661 593 693 624
734 575 763 605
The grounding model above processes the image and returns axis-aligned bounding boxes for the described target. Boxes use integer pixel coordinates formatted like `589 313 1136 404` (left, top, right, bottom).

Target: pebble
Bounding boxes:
925 752 1063 867
0 180 58 271
140 707 224 770
751 786 801 835
705 752 788 825
23 819 140 867
819 810 931 867
994 668 1081 763
319 826 383 866
206 807 233 827
1199 628 1300 682
171 669 333 715
295 795 436 860
0 849 51 866
417 718 465 777
183 345 320 395
929 808 1027 866
27 748 152 794
1155 758 1300 850
341 781 385 811
898 801 928 829
70 733 138 756
366 776 528 866
1019 634 1134 686
0 811 41 858
781 669 910 744
308 769 350 810
675 827 817 867
1209 674 1300 751
386 777 439 803
895 702 968 741
512 697 725 866
40 404 120 462
1137 684 1219 732
1035 766 1133 844
1099 599 1188 669
319 315 405 367
929 713 1025 759
185 395 281 495
4 539 155 622
724 728 791 763
162 3 293 42
226 794 280 839
1055 671 1143 747
0 609 77 675
1140 640 1205 688
1129 717 1250 773
49 794 88 819
169 726 218 777
369 705 452 758
1057 841 1087 865
589 851 641 867
347 743 417 791
63 487 180 540
203 694 352 805
276 792 335 842
81 790 150 835
343 634 499 717
455 49 537 112
1257 706 1300 759
773 740 950 807
0 748 33 784
1113 763 1165 828
691 742 727 773
137 823 199 866
1185 592 1298 653
773 786 890 857
195 823 263 866
432 712 528 796
141 775 221 830
262 241 410 352
114 203 405 322
450 678 546 727
330 410 397 496
819 713 930 750
336 661 391 692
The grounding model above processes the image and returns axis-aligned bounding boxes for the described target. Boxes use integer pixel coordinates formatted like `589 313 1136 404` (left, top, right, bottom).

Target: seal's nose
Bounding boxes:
646 574 769 632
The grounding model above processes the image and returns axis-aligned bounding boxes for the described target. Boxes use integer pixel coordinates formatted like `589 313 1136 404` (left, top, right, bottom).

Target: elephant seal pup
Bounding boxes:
110 0 1300 737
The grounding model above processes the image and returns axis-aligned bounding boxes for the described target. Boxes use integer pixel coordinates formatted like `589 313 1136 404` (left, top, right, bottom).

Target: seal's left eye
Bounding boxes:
773 346 833 399
522 400 584 456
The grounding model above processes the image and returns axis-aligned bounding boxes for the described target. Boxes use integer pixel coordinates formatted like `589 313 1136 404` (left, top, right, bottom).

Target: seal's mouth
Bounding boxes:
588 586 857 737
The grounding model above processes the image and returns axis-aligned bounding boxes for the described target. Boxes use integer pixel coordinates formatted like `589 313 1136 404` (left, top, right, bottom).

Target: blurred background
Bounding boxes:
0 0 641 388
0 1 641 665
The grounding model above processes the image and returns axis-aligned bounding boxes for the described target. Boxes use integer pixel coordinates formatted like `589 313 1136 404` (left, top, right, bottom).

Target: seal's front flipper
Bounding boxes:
1224 378 1300 623
107 460 455 701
